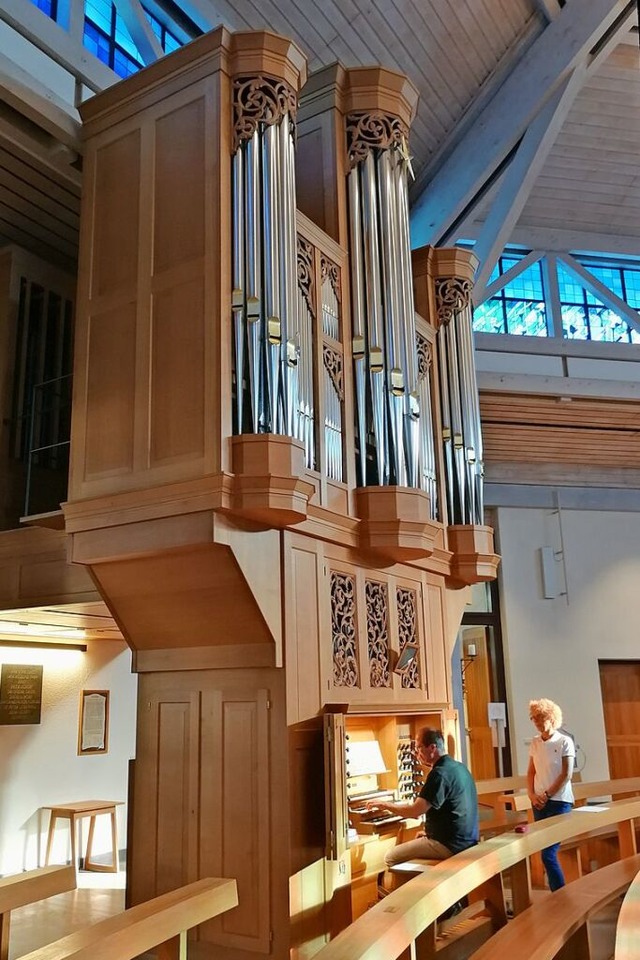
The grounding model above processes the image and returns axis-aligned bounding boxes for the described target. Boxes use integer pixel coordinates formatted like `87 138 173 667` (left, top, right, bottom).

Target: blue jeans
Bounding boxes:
532 799 573 891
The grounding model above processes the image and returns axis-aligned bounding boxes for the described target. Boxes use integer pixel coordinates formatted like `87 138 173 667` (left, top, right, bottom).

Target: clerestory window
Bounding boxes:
84 0 183 78
473 249 640 344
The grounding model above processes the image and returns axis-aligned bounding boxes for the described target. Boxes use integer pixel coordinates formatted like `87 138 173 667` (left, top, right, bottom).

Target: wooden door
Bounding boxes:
599 661 640 778
462 626 496 779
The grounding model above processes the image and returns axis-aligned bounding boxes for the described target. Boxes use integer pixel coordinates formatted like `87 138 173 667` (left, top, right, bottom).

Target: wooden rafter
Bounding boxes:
410 0 637 249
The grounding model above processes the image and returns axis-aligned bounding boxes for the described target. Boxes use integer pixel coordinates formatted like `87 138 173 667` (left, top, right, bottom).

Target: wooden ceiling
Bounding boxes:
0 602 123 642
1 0 542 266
515 41 640 250
2 1 640 261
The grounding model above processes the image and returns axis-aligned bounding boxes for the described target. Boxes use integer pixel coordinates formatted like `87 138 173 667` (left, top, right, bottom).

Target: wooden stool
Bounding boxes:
44 801 123 872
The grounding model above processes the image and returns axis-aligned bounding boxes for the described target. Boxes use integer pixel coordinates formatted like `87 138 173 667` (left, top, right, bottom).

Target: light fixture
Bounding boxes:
0 621 87 639
0 638 87 652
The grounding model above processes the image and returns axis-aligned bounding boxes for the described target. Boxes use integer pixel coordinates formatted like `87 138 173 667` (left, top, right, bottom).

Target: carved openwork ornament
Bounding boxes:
416 334 432 381
331 571 359 687
323 346 344 401
233 76 297 151
346 111 409 168
297 235 315 317
397 587 420 689
365 580 391 688
321 256 340 301
435 277 473 326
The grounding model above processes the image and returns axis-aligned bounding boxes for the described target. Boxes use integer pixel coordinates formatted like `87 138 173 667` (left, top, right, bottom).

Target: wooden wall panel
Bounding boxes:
217 694 271 948
285 537 322 724
156 699 198 894
153 100 205 273
84 303 136 477
480 392 640 469
132 672 280 958
93 132 140 296
425 579 449 704
297 125 333 240
150 278 205 464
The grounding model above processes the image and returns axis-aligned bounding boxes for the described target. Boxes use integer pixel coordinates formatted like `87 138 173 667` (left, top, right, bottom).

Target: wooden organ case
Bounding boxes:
64 27 499 960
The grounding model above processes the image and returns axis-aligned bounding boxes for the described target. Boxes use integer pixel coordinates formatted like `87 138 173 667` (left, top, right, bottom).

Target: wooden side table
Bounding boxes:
44 801 123 873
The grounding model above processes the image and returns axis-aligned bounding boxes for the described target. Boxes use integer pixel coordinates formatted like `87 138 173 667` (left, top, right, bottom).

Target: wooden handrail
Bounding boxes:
18 877 238 960
312 797 640 960
0 865 76 960
614 864 640 960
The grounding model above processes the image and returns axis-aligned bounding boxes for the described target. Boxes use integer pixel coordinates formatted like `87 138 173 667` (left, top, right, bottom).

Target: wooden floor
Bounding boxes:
9 875 124 959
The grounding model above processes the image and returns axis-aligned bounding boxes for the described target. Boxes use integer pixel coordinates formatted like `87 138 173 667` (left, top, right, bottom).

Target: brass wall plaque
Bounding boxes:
0 664 43 725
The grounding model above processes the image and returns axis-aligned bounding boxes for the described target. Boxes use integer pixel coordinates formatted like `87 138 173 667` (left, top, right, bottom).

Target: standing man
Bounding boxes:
366 727 478 870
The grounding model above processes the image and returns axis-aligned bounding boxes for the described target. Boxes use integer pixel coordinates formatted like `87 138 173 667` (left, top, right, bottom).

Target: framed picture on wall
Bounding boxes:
78 689 110 755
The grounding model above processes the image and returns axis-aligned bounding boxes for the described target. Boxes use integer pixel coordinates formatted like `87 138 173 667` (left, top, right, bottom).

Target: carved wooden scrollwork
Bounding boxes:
321 256 340 301
416 334 432 381
396 587 420 689
323 346 344 401
365 580 391 688
434 277 473 326
297 235 315 317
233 76 297 151
346 111 409 168
331 571 359 687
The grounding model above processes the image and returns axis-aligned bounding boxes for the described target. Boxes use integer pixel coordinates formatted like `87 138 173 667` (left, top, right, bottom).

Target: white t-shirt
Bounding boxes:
529 730 575 803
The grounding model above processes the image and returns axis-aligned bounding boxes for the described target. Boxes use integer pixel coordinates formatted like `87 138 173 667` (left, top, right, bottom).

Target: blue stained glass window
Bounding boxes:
85 0 112 35
473 247 640 342
114 14 142 61
622 269 640 309
84 1 184 78
473 253 548 336
30 0 56 16
557 262 639 343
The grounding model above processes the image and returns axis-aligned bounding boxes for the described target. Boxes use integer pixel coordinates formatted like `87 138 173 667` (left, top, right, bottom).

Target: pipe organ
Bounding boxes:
65 27 499 960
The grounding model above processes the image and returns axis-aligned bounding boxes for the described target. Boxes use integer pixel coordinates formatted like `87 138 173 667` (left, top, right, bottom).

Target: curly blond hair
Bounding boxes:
529 698 563 730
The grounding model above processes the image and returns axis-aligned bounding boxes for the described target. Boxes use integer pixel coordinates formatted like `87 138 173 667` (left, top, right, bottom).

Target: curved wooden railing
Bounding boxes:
471 854 640 960
614 862 640 960
18 877 237 960
312 796 640 960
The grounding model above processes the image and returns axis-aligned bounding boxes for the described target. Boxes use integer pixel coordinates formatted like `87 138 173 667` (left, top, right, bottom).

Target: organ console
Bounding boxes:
324 705 457 918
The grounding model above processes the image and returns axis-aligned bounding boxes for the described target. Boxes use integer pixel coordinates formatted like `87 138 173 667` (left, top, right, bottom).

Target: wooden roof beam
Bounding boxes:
410 0 636 249
112 0 163 65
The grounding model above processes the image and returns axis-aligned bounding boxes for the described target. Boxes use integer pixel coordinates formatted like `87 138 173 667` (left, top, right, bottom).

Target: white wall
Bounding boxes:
496 506 640 782
0 640 137 875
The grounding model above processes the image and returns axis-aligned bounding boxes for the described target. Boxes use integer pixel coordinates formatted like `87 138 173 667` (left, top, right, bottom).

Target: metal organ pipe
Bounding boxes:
346 112 422 490
231 76 299 439
435 278 485 525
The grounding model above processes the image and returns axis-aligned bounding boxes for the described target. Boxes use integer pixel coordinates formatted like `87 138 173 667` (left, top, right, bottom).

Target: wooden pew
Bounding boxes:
0 865 76 960
495 776 640 814
496 777 640 884
309 796 640 960
469 854 640 960
17 877 237 960
614 862 640 960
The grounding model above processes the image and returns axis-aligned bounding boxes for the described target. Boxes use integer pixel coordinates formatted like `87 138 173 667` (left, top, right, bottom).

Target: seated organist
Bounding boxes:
366 728 479 887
